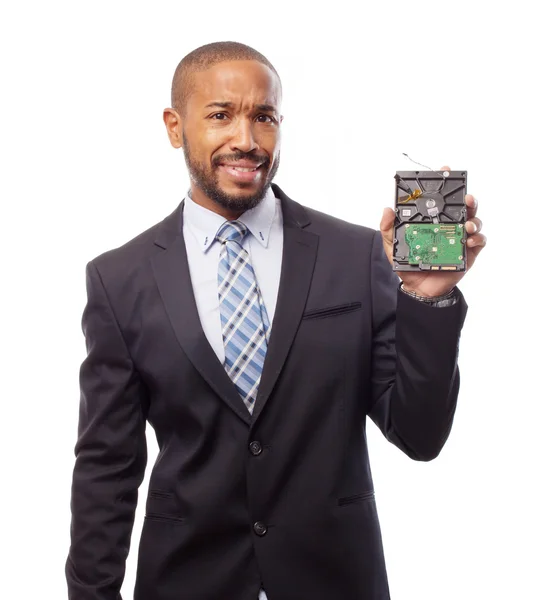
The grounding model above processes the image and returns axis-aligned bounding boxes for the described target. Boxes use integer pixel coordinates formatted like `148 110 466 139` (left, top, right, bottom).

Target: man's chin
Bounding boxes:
207 184 268 213
220 182 265 197
216 173 271 197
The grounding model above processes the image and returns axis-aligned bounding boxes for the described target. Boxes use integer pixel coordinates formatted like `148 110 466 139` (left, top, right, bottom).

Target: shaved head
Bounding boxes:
170 41 282 116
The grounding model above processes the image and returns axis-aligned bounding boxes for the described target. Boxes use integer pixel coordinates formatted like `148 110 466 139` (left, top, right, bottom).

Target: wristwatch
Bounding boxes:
399 283 459 307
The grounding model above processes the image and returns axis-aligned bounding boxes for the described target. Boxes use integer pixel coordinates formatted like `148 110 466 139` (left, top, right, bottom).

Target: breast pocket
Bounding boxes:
337 490 375 507
288 300 363 381
302 301 362 320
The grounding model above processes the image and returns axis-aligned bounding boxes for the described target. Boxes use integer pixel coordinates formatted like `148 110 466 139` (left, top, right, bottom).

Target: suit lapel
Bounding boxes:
150 183 319 428
250 184 318 425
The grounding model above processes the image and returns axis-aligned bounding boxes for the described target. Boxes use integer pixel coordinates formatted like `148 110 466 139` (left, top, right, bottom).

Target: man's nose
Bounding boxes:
229 117 259 154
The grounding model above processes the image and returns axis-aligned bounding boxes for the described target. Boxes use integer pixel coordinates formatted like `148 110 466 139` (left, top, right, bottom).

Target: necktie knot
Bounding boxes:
215 220 249 246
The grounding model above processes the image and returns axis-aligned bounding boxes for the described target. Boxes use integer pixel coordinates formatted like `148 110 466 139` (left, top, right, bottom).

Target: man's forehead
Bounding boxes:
189 60 281 104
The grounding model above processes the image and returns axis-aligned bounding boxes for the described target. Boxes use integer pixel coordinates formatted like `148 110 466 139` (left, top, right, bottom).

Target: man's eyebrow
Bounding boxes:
205 101 234 109
256 104 277 113
204 101 278 113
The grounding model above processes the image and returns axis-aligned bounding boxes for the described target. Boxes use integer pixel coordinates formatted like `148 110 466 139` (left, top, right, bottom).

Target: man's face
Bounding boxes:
179 60 282 214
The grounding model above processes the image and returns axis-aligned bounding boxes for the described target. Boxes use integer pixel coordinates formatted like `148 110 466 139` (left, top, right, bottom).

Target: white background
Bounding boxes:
1 1 551 598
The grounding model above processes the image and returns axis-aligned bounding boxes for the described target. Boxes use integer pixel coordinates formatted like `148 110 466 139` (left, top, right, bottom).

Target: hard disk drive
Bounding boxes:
393 170 468 272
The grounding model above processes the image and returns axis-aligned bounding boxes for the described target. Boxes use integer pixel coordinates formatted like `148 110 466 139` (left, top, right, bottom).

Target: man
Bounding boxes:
65 41 486 600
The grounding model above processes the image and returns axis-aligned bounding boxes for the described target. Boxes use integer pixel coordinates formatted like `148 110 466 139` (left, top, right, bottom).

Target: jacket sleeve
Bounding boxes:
66 260 149 599
366 231 468 461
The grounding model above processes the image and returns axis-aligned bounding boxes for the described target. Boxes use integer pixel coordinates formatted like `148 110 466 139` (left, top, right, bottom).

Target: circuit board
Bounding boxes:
393 170 468 272
404 223 465 265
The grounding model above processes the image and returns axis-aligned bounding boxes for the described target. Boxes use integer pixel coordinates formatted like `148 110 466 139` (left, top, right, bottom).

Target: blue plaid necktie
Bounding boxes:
216 220 271 414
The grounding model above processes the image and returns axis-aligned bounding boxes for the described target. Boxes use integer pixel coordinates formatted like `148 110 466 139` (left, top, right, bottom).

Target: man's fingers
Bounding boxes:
466 232 487 247
465 194 478 220
467 241 486 269
465 217 482 235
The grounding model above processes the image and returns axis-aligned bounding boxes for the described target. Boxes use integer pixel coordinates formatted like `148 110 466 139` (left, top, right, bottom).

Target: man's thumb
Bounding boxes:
380 207 395 237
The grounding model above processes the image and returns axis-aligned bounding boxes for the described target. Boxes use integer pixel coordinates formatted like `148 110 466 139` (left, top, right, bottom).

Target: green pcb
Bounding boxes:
405 223 464 265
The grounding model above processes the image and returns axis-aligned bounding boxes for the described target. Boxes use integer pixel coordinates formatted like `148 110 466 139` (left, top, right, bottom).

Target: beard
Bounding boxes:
182 134 280 213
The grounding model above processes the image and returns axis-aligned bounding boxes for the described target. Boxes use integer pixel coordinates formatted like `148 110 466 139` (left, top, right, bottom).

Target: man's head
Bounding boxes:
163 42 283 218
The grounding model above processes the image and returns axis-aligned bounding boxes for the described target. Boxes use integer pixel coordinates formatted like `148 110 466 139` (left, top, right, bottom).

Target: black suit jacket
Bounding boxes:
65 183 468 600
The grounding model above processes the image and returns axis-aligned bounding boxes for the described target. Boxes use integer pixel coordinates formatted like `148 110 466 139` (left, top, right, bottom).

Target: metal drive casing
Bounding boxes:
393 170 468 272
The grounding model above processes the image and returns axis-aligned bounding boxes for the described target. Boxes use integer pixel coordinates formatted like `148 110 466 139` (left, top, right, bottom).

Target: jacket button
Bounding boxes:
253 521 267 536
249 441 263 456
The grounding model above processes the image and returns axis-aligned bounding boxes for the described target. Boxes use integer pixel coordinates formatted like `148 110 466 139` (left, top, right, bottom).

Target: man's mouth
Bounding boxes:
217 162 265 183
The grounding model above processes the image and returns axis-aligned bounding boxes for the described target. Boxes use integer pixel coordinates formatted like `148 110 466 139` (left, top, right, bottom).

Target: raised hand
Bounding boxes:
379 165 486 297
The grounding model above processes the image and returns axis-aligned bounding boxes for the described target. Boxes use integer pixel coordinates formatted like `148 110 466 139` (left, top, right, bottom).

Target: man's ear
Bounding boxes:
163 108 183 149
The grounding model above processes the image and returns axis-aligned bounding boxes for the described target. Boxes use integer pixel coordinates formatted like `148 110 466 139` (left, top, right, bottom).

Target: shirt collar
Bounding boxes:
183 185 277 253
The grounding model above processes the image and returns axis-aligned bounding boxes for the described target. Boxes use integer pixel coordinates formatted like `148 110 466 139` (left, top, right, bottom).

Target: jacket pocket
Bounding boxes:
144 512 186 524
149 489 173 500
302 301 362 320
145 489 186 523
337 490 375 507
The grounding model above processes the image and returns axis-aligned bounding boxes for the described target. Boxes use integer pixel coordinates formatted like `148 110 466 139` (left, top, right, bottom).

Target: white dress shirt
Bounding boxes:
182 185 283 600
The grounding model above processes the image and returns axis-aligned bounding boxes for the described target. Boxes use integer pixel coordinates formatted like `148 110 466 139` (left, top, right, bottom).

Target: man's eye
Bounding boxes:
256 115 274 123
212 113 228 120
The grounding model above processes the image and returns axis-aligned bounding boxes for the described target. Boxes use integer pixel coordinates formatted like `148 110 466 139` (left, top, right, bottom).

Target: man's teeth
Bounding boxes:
230 166 257 172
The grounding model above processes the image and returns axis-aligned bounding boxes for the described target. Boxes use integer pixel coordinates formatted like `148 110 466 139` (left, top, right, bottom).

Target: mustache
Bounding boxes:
213 153 269 167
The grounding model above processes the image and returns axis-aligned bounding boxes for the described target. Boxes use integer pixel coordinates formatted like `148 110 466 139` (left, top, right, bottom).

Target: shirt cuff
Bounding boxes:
399 282 460 307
